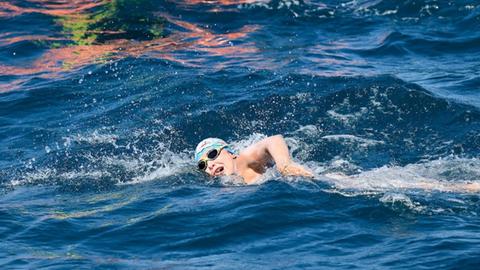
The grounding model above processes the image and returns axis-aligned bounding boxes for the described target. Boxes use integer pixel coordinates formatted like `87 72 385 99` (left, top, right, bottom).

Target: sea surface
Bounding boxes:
1 0 480 269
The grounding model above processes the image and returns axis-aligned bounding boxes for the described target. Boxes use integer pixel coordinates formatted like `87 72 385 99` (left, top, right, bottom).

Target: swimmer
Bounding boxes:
194 135 313 184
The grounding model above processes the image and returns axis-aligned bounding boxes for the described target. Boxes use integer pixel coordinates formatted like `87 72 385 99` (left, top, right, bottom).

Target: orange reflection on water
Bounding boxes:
0 25 259 92
0 42 114 93
0 0 262 92
0 33 63 46
0 0 105 17
166 15 258 56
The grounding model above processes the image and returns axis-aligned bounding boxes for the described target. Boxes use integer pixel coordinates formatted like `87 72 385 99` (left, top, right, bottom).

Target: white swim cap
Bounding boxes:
194 138 233 162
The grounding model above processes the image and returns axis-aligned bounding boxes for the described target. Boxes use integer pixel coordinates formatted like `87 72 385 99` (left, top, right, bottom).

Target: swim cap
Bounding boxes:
194 138 234 162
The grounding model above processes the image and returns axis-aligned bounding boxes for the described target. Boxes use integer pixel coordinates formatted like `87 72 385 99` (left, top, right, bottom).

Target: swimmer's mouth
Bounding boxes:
215 167 224 175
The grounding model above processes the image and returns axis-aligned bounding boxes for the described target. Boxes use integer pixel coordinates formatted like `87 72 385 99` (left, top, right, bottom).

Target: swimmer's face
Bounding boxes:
202 149 235 177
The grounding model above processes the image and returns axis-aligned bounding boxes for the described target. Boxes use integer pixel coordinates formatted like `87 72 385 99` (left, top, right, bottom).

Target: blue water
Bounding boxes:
1 0 480 268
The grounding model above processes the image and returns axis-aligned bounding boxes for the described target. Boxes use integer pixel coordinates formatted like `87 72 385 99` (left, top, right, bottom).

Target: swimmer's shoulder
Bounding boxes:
239 145 266 165
240 139 271 158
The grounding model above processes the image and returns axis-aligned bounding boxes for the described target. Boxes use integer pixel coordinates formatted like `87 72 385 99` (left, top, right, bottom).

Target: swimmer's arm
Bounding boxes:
253 135 313 177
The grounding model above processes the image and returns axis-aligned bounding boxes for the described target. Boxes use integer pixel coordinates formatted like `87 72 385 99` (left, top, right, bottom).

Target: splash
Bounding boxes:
322 157 480 193
5 128 193 189
321 134 384 148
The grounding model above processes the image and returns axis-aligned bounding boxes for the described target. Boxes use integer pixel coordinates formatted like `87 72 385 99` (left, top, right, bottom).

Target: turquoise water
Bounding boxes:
1 1 480 269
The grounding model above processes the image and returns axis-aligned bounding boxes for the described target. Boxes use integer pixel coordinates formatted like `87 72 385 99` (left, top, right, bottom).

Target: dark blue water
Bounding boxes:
1 0 480 269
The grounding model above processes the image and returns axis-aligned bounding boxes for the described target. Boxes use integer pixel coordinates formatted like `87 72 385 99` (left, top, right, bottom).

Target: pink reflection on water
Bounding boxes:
165 15 259 56
0 0 105 17
0 1 263 92
0 33 63 46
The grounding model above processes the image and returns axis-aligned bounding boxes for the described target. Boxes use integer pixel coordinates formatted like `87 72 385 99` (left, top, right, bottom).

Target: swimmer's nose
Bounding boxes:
208 163 215 172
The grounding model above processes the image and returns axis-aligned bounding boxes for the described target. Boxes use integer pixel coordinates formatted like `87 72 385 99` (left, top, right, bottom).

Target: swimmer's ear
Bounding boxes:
226 147 238 156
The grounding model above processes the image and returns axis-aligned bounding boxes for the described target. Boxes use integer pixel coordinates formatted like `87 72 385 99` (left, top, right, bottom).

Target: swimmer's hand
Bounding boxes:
279 162 314 178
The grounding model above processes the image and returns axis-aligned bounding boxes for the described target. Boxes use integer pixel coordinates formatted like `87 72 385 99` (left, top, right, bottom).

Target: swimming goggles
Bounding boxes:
197 147 224 171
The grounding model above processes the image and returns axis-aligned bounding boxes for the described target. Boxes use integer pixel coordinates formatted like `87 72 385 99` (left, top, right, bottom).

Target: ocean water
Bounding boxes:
1 0 480 269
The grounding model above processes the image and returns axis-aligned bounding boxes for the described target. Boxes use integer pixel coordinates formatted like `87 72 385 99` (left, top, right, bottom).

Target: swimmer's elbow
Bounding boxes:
269 134 285 143
259 135 284 149
263 135 286 152
263 134 290 164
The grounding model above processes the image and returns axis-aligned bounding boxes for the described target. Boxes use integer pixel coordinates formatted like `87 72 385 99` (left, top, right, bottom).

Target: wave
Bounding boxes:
350 31 480 57
1 0 478 95
170 0 479 23
1 73 479 204
338 0 479 21
2 131 479 219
